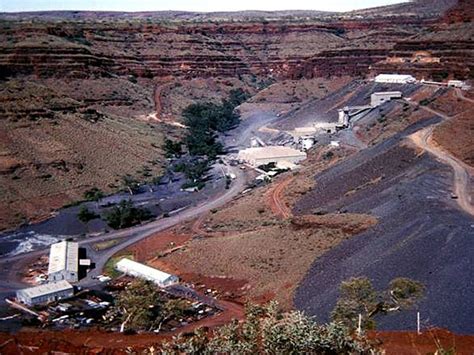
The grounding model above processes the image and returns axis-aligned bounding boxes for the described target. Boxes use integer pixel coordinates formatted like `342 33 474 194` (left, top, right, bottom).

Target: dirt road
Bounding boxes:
407 99 474 217
267 176 293 218
455 88 474 104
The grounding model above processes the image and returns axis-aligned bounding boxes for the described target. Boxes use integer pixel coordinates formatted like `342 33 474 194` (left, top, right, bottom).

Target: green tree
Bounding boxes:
104 199 152 229
331 277 424 331
115 279 163 331
163 139 183 159
83 187 104 202
77 206 98 223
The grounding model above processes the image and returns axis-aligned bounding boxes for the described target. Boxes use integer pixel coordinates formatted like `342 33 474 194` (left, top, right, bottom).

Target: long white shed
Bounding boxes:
115 258 178 287
374 74 416 84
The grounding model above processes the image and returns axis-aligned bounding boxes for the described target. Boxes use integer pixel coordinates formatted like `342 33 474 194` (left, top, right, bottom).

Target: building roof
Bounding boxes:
371 91 402 96
116 258 177 283
48 241 79 275
18 280 73 299
375 74 415 81
238 146 306 160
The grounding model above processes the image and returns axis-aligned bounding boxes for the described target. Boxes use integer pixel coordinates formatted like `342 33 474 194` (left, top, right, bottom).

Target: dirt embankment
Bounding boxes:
431 89 474 168
2 327 473 354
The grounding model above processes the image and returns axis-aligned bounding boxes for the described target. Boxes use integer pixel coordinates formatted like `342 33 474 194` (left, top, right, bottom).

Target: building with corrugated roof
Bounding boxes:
115 258 178 287
16 280 74 306
48 241 79 283
238 146 307 168
374 74 416 84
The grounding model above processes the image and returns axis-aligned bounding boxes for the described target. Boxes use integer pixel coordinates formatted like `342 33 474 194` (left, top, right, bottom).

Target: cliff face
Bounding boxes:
370 0 473 80
0 16 443 81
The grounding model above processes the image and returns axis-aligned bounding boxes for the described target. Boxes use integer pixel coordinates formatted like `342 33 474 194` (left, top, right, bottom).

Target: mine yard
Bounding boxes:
0 1 473 352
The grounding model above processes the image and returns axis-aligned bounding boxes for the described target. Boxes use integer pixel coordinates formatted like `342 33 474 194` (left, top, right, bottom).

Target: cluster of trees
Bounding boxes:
163 88 249 189
115 280 190 332
104 199 152 229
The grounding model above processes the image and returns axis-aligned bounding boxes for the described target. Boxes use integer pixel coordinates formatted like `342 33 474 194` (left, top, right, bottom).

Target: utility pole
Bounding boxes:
357 314 362 336
417 312 421 334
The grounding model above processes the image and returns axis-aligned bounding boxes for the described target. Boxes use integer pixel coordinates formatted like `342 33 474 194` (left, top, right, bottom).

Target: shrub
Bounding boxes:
77 206 98 223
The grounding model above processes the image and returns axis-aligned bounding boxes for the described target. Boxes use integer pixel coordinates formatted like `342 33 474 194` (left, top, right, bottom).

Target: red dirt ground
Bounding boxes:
1 328 473 354
369 328 474 355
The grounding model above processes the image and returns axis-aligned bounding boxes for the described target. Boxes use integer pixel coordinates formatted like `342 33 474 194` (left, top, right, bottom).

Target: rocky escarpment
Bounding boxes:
0 12 449 82
370 0 473 79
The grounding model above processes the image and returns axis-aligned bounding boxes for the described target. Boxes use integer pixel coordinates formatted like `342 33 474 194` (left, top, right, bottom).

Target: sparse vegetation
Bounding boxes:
84 187 105 202
121 175 140 195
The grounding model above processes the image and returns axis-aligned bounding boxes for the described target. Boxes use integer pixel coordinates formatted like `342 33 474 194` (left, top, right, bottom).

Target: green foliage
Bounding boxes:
332 277 424 331
77 206 98 223
182 160 210 182
163 138 183 159
83 187 105 202
181 89 248 157
115 279 164 331
163 302 373 354
104 199 152 229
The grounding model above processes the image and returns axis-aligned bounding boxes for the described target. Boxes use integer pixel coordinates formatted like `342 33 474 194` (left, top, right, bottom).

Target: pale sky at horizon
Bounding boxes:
0 0 410 13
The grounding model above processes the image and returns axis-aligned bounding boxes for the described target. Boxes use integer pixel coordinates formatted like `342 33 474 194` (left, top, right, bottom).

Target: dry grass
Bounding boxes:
164 213 376 309
0 77 169 230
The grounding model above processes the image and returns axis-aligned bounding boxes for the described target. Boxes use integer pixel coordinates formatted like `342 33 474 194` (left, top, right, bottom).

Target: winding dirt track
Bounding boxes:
267 176 293 218
408 95 474 217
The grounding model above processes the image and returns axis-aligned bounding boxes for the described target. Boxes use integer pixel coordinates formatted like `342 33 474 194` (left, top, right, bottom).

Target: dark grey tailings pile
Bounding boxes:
293 118 474 333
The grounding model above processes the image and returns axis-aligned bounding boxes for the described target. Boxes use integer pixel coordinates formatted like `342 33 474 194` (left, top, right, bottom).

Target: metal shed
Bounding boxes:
48 241 79 283
115 258 179 287
16 280 74 306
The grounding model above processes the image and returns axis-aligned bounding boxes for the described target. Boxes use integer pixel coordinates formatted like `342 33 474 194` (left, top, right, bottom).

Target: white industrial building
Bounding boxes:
16 280 74 306
300 136 315 151
447 80 464 88
238 146 307 167
370 91 402 107
314 122 338 134
48 241 79 283
374 74 416 84
115 258 179 287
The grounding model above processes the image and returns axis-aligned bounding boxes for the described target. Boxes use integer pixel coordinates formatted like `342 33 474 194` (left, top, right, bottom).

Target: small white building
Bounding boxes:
370 91 402 107
375 74 416 84
238 146 307 167
16 280 74 306
314 122 338 134
300 136 315 151
115 258 179 287
447 80 464 88
338 109 349 127
48 241 79 283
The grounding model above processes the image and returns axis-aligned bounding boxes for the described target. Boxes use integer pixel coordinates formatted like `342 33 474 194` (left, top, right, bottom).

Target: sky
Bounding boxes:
0 0 408 13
